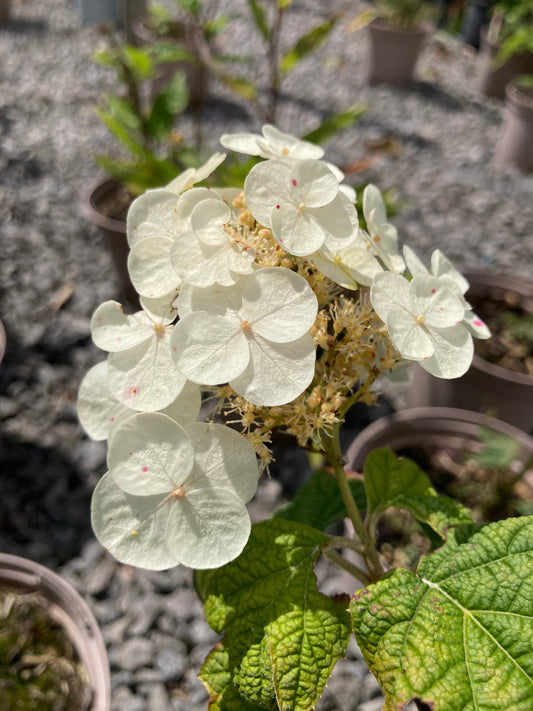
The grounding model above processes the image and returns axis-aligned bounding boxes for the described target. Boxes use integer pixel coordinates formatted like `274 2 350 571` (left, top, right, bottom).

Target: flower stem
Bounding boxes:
323 549 371 586
322 426 384 582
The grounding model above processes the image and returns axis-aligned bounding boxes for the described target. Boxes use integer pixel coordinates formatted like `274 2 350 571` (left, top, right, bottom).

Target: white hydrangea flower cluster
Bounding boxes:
78 125 489 571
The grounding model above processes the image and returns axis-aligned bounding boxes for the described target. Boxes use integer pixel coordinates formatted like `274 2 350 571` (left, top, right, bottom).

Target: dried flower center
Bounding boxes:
416 314 425 325
153 323 165 336
172 486 186 499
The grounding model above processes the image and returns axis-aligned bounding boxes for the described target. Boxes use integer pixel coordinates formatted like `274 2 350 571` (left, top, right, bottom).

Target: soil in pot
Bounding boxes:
468 288 533 376
0 587 93 710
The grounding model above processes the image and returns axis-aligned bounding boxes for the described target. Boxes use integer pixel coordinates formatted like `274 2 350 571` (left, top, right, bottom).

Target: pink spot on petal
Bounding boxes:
474 319 484 327
279 238 284 244
292 179 297 186
173 346 177 351
431 289 436 294
456 320 461 325
276 204 280 210
117 337 122 341
110 417 115 422
142 466 148 472
439 307 444 311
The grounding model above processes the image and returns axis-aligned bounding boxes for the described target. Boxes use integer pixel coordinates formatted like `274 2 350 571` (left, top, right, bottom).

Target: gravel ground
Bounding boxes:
0 0 532 709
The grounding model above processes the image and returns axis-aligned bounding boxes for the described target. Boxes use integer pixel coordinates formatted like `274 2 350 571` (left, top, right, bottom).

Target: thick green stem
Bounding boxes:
322 426 384 582
323 550 370 586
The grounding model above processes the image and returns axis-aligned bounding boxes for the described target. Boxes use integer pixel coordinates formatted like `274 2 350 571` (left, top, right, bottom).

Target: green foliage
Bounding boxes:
197 519 351 711
363 447 473 538
302 103 369 146
272 468 366 532
351 516 533 710
375 0 436 28
502 309 533 342
470 426 523 471
279 18 337 76
492 1 533 65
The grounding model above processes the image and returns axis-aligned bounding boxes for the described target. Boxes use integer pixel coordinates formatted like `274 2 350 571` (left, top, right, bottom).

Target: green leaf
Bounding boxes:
145 70 188 140
272 468 366 532
151 41 195 65
280 18 337 77
201 644 267 711
94 106 145 158
217 71 258 100
123 45 154 80
246 0 270 41
351 516 533 711
363 447 472 537
302 103 368 146
197 519 351 711
470 426 523 471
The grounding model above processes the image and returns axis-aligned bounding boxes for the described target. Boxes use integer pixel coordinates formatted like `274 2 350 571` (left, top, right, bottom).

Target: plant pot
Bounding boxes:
131 14 207 107
495 82 533 173
81 178 139 309
477 27 533 101
119 0 146 43
366 19 429 85
346 406 533 519
0 553 110 711
407 270 533 433
0 0 10 23
76 0 120 25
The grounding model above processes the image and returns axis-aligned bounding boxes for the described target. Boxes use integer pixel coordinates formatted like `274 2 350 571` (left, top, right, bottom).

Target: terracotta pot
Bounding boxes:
132 15 207 107
495 82 533 173
0 0 10 23
407 270 533 433
0 553 110 711
366 19 429 85
477 27 533 101
81 178 139 308
346 407 533 505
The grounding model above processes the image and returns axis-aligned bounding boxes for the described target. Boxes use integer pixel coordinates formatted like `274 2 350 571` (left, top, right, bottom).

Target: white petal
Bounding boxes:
91 301 153 352
387 311 434 360
185 422 259 503
419 325 474 379
220 132 263 155
77 361 128 441
311 193 359 252
177 280 245 319
231 332 316 406
107 332 187 412
270 203 325 255
312 247 383 289
108 413 194 496
140 291 179 324
410 276 465 328
362 183 387 227
171 312 249 384
241 268 318 342
191 198 231 246
370 273 411 323
431 250 469 293
463 310 491 339
128 236 181 299
244 160 292 227
289 160 338 208
165 487 250 569
159 380 202 426
126 190 179 248
261 125 324 160
403 245 428 278
91 472 179 570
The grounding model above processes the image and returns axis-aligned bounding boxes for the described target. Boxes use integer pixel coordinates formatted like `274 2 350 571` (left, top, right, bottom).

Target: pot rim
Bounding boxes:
346 406 533 471
463 268 533 386
0 552 111 711
368 17 432 36
81 177 128 235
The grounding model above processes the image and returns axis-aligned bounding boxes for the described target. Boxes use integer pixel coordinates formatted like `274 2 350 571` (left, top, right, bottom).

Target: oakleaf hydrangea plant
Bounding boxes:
78 124 533 711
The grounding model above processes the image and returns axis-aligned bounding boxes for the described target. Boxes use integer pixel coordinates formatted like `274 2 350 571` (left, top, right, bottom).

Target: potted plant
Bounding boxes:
82 32 201 307
0 0 9 23
77 124 533 710
0 553 110 711
346 407 533 523
350 0 436 84
495 77 533 172
407 269 533 433
477 0 533 100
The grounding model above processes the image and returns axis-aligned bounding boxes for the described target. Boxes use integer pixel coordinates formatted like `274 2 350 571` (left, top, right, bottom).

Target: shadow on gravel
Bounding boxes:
0 18 48 35
0 433 94 569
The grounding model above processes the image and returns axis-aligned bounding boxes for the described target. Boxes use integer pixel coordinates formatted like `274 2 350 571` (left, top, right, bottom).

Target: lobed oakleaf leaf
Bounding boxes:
351 516 533 711
197 519 351 711
363 447 472 537
272 468 366 532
